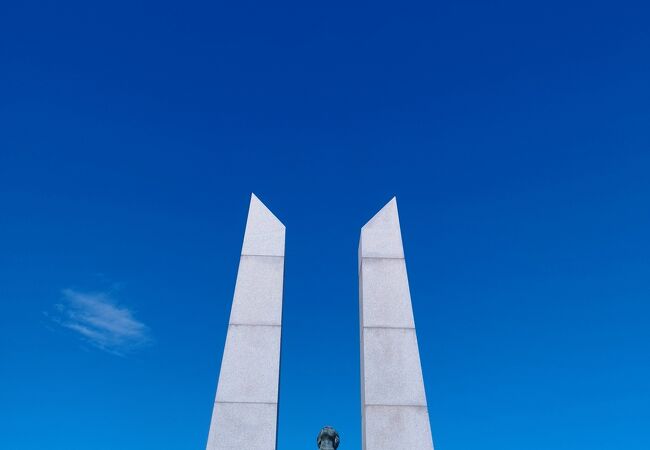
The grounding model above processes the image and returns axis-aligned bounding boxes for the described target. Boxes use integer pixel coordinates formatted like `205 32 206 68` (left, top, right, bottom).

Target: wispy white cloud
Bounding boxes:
49 288 152 355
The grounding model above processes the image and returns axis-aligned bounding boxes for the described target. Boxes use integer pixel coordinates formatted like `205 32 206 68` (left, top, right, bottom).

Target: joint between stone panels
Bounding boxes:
364 403 429 408
360 256 405 260
215 400 279 405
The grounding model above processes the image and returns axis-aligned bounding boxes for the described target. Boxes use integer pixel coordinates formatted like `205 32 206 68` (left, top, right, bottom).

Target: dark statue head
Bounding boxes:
317 426 340 450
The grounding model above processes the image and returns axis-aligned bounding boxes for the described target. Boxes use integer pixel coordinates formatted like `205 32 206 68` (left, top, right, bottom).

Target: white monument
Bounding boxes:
206 194 285 450
359 198 434 450
206 195 433 450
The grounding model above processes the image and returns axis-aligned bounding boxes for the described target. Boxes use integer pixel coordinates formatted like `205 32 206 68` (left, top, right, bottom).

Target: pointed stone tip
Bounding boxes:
362 197 397 231
241 193 285 256
249 193 285 228
360 197 404 259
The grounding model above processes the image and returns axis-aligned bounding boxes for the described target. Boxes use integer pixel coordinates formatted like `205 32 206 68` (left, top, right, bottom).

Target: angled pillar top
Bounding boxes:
241 193 286 257
360 197 404 259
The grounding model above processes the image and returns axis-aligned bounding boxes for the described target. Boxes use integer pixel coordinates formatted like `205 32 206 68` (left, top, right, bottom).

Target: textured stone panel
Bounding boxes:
206 402 278 450
215 325 281 404
229 255 284 326
241 194 285 257
362 325 426 406
364 405 434 450
360 198 404 259
361 258 414 329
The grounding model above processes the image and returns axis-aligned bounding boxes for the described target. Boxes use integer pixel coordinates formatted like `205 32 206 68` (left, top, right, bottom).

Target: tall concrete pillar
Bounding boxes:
206 193 285 450
359 198 434 450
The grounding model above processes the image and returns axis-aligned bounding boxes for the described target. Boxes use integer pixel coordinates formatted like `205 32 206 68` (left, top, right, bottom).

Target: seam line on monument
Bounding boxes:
215 400 278 405
364 403 428 408
241 253 285 258
361 256 405 260
229 323 281 327
363 325 415 330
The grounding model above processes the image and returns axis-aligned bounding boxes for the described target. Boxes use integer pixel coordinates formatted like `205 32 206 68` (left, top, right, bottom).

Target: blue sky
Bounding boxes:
1 1 650 449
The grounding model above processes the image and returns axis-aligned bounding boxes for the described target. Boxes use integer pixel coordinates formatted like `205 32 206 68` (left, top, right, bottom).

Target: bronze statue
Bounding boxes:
317 426 340 450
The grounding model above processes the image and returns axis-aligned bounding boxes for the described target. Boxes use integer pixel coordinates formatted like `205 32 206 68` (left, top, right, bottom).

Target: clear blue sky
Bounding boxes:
1 1 649 449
